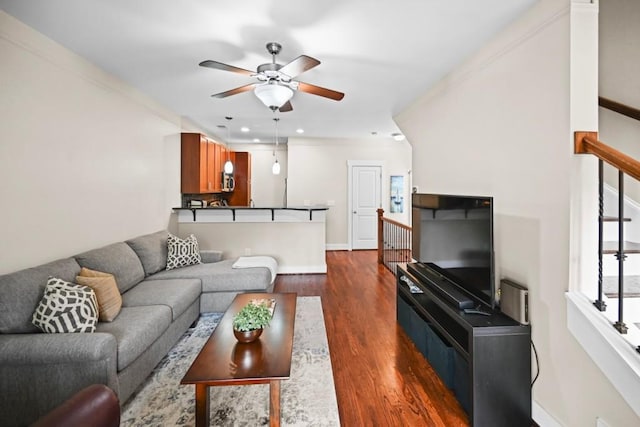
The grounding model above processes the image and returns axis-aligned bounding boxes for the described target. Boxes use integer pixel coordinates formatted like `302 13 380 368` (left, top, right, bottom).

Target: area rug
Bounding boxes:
120 296 340 426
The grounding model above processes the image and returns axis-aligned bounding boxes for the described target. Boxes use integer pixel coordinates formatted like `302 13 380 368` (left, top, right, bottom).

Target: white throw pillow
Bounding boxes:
166 233 202 270
32 277 99 333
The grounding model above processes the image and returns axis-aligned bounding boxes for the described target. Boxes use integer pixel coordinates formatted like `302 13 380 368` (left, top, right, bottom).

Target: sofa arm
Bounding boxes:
201 249 223 263
32 384 120 427
0 333 118 426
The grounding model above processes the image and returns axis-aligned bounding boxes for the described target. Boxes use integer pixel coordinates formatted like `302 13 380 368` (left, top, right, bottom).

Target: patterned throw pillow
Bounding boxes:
166 233 202 270
75 267 122 322
32 277 99 333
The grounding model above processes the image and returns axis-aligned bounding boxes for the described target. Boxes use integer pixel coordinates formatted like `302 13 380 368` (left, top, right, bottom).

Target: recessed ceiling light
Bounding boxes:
296 128 304 134
253 138 260 143
391 132 405 141
241 126 250 132
371 131 378 136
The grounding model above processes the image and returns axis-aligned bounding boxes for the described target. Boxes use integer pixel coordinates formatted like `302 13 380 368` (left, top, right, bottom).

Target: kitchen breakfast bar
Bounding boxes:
172 206 328 274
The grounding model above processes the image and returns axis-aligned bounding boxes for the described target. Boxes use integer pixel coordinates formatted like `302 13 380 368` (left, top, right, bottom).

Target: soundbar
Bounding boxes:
407 263 475 309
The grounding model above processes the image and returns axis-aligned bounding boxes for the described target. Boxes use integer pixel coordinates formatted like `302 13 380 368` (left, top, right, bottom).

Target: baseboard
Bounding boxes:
326 243 349 251
278 265 327 274
533 400 562 427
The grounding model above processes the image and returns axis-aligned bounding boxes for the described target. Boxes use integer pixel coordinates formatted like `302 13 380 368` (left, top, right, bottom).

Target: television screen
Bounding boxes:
412 193 495 307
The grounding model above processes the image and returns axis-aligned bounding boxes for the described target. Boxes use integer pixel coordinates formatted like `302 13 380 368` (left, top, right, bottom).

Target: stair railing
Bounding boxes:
575 131 640 348
599 96 640 122
377 208 412 275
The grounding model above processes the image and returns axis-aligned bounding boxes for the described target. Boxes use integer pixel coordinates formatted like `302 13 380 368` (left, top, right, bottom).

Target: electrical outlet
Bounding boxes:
244 248 251 255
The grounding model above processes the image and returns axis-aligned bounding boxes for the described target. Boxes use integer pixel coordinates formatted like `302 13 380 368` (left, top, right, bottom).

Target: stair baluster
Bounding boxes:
595 160 607 311
614 171 628 334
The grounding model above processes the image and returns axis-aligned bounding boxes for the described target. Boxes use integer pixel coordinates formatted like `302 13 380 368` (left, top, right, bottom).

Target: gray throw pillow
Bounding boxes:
166 233 202 270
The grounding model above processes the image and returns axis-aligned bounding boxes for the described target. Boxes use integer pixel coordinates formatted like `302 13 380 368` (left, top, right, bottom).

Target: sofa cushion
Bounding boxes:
166 234 202 270
32 277 99 333
74 243 145 294
0 258 81 334
151 259 271 293
75 268 122 322
125 231 168 277
121 278 201 321
95 305 171 371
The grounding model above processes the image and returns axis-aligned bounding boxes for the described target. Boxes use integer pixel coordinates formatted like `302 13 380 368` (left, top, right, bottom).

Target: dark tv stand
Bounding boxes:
397 263 531 426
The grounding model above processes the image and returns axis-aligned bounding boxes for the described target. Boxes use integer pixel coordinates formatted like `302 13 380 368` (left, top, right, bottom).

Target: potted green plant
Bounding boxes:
232 301 273 343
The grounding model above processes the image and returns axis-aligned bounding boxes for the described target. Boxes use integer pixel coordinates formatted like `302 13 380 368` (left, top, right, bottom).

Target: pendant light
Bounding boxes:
224 117 234 174
272 117 281 175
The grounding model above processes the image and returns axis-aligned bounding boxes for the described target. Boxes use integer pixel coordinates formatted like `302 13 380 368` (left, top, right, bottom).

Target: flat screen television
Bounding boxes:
411 193 495 308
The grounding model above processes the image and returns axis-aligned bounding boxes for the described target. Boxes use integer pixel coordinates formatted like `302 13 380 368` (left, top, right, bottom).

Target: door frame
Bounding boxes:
347 160 383 250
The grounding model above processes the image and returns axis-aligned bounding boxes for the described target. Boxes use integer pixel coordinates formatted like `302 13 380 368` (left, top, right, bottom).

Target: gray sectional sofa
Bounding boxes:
0 230 274 426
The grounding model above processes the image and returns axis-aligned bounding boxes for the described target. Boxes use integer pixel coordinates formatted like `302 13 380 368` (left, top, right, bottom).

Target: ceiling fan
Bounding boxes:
199 42 344 112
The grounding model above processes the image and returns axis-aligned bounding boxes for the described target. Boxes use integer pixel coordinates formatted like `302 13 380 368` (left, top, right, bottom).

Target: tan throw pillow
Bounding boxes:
76 267 122 322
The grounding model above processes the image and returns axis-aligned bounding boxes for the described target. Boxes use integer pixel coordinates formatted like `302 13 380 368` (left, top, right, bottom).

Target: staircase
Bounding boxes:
575 101 640 351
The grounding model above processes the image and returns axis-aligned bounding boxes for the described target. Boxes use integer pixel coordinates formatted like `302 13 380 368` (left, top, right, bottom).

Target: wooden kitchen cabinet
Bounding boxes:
228 152 251 206
181 133 222 194
219 145 229 173
209 142 222 193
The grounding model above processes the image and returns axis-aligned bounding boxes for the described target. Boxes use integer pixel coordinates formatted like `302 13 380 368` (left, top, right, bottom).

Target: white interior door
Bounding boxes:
351 165 381 249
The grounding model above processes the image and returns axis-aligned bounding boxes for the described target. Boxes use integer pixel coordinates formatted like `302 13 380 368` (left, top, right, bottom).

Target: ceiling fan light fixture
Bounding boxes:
254 83 294 109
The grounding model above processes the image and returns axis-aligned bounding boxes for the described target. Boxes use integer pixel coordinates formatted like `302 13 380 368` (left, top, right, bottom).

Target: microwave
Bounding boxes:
221 173 235 192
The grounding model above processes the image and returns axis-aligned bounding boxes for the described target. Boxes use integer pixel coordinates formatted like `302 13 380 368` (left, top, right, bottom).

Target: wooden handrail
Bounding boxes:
381 216 412 231
599 97 640 122
575 131 640 182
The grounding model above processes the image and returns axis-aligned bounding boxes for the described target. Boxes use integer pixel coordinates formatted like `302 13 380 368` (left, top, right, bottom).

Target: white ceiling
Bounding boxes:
1 0 537 144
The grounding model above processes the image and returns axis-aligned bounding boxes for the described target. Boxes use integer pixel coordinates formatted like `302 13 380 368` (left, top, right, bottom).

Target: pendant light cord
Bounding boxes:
274 116 279 160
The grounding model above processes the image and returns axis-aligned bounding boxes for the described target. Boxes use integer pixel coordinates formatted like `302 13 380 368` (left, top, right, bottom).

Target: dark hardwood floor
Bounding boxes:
274 250 469 427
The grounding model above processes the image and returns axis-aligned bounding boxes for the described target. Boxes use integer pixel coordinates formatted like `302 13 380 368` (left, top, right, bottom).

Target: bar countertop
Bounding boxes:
173 205 329 211
173 205 329 222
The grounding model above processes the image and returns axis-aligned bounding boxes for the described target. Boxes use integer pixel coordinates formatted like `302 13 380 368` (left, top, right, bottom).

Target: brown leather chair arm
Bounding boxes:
31 384 120 427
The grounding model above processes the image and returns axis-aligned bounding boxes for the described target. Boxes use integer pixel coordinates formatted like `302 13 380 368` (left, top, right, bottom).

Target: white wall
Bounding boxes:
0 12 183 274
396 1 639 426
287 137 412 248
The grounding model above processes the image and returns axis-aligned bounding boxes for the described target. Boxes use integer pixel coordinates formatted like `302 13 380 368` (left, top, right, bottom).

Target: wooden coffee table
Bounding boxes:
181 292 297 427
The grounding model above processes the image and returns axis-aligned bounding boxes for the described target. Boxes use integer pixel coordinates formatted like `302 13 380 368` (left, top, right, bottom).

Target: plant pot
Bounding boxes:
233 327 263 343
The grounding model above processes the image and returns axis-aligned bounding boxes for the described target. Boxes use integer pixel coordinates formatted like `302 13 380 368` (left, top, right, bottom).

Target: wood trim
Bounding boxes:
377 208 384 264
573 131 597 155
599 97 640 122
575 131 640 182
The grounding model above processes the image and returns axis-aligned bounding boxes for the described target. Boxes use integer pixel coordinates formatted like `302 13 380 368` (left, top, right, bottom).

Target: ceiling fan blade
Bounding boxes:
278 55 320 78
199 60 254 76
279 101 293 113
211 83 256 98
297 82 344 101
